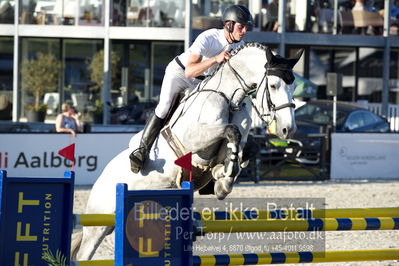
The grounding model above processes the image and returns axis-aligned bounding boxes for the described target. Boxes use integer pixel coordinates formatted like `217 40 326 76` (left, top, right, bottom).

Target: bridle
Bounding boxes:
226 60 296 125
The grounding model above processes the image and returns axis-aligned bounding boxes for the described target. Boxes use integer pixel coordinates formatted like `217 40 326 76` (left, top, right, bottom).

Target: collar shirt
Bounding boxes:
178 29 244 76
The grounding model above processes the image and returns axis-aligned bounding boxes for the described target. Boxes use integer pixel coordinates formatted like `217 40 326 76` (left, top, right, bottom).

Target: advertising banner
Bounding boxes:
0 133 134 184
0 171 74 266
331 133 399 179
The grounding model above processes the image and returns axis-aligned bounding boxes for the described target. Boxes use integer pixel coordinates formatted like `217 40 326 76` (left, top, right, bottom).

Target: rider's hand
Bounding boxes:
70 129 77 138
214 51 231 63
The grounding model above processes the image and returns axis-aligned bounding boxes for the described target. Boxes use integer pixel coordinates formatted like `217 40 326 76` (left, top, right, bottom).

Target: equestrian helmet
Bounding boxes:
222 5 253 26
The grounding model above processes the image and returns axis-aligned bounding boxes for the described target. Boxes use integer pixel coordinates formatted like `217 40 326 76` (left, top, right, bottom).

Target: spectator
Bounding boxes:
352 0 378 12
266 0 279 31
352 0 366 10
55 102 82 137
255 0 269 31
392 0 399 19
391 0 399 34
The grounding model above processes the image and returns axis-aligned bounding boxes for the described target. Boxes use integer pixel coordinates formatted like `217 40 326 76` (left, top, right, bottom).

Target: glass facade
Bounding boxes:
20 0 70 24
79 0 103 25
20 38 60 118
7 0 399 32
121 0 185 27
19 0 102 25
127 42 150 101
251 0 394 35
0 0 14 23
0 37 13 120
17 0 187 26
64 39 103 117
307 47 356 100
151 42 184 100
0 37 13 92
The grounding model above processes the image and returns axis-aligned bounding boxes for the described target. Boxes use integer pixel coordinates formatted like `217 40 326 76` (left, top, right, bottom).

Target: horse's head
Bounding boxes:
257 47 303 139
220 43 303 139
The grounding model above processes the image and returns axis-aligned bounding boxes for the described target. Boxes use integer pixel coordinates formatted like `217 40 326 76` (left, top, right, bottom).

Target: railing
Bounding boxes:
252 101 399 132
354 101 399 132
238 133 329 182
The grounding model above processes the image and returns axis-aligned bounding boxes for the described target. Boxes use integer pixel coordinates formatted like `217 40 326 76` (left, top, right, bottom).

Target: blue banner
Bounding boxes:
0 170 74 266
115 182 194 266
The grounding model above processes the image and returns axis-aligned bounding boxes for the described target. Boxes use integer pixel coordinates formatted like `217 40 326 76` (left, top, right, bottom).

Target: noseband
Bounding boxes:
226 60 295 124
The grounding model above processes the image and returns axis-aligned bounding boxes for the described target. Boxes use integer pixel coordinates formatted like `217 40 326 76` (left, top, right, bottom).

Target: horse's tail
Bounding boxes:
70 230 83 260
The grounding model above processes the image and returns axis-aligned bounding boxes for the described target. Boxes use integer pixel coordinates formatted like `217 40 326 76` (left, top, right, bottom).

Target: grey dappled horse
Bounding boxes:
72 43 303 260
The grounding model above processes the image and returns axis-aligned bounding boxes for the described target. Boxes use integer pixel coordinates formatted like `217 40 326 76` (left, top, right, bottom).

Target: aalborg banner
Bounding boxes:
0 133 133 184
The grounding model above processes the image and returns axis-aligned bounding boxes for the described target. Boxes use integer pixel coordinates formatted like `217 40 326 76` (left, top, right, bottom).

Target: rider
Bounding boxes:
129 4 253 173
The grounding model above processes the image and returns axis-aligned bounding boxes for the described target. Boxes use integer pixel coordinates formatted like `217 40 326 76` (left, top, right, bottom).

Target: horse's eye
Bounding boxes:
270 84 277 90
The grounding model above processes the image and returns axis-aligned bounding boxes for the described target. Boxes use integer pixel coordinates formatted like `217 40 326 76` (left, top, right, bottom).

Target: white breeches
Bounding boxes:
155 60 200 119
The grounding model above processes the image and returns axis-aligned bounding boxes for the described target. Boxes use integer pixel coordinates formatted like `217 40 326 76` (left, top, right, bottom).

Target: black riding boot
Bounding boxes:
129 114 165 173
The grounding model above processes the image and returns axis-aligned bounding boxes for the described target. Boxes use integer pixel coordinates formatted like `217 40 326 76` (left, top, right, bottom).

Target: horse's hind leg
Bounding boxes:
76 226 114 261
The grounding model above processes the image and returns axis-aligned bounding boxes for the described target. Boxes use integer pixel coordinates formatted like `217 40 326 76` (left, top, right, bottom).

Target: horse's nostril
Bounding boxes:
282 128 287 135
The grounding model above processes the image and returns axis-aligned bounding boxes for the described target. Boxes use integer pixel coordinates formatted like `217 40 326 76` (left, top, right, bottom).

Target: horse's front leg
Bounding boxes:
76 225 114 260
212 124 242 199
182 122 244 199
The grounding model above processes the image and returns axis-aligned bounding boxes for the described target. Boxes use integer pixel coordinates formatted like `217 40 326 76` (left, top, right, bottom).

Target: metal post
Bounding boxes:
333 95 337 130
12 0 20 121
354 47 359 101
382 0 392 118
59 39 64 114
184 0 192 51
333 0 338 35
103 0 111 124
75 0 79 26
278 0 286 57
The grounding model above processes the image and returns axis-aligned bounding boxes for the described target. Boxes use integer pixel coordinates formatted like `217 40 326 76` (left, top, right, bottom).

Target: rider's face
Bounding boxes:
231 22 249 41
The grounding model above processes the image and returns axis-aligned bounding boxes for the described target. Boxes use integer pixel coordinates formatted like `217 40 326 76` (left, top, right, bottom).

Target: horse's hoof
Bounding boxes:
214 177 233 200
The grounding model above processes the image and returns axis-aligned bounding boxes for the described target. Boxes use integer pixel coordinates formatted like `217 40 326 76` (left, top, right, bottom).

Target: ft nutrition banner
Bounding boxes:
0 133 134 184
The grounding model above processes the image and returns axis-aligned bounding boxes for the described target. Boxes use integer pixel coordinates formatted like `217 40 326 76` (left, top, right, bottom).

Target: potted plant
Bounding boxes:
21 52 61 122
87 50 120 123
25 103 48 122
92 99 103 124
87 50 120 94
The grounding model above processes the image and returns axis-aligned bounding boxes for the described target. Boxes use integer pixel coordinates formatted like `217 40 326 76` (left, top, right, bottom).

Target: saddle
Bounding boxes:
159 91 214 192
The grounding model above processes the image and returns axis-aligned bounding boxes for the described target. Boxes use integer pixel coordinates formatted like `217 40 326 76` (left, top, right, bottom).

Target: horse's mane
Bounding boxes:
209 42 267 76
230 42 267 57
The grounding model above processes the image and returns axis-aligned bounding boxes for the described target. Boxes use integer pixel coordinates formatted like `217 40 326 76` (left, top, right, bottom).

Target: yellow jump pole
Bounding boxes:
72 260 114 266
74 214 115 227
198 217 399 233
193 249 399 265
72 208 399 227
72 249 399 265
196 207 399 220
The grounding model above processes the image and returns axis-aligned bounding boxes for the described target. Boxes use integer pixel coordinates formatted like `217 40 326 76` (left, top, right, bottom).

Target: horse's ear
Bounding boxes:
292 49 304 62
289 49 304 67
265 47 275 64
